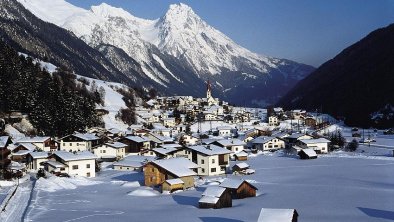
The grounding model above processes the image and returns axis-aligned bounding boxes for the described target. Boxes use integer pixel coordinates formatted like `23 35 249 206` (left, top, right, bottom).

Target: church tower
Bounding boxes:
206 79 212 99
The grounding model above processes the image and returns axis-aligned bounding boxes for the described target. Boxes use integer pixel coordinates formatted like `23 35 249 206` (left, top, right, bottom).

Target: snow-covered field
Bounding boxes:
19 151 394 222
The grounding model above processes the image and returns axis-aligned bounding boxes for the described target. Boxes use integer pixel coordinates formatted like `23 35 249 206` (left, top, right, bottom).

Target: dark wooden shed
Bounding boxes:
220 178 257 199
199 186 232 209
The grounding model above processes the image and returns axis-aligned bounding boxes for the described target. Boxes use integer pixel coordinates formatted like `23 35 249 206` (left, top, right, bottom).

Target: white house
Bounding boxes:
268 116 279 126
45 151 97 177
26 152 48 171
59 133 100 152
163 118 176 128
16 136 54 152
185 145 232 176
93 142 127 160
251 136 285 151
180 134 200 146
214 139 245 154
298 138 330 154
216 126 233 137
203 111 217 121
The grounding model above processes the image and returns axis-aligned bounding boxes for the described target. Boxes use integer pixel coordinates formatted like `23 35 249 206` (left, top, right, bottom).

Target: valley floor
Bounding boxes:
17 149 394 222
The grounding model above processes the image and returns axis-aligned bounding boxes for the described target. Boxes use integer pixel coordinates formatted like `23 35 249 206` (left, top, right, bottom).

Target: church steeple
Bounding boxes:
206 79 212 99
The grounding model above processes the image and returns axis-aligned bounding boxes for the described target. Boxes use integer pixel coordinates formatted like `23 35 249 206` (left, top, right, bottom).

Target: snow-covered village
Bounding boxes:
1 0 394 222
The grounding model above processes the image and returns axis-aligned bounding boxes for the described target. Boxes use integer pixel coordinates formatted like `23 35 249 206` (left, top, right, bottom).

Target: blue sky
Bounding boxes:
68 0 394 67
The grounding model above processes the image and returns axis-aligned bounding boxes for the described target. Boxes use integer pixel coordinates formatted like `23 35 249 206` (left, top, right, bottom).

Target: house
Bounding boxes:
179 134 199 146
297 138 330 154
186 145 232 176
59 133 100 152
213 139 245 154
162 178 185 193
203 111 216 121
144 158 198 189
146 133 173 149
152 144 183 159
92 142 127 161
26 152 48 171
304 117 317 128
268 116 279 126
0 136 11 172
251 136 285 151
232 162 250 173
298 148 317 159
163 118 176 128
215 126 232 137
199 186 232 209
45 151 97 177
219 178 258 199
113 156 154 171
118 136 151 155
284 133 313 148
16 136 55 152
234 151 248 161
291 110 306 120
10 143 36 163
258 208 299 222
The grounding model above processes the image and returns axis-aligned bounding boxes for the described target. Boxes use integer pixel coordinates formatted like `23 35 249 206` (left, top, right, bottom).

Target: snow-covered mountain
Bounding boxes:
18 0 315 106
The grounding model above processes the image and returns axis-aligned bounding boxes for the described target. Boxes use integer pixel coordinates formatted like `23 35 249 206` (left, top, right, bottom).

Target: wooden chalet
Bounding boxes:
162 178 185 193
219 178 257 199
234 151 248 161
199 186 232 209
258 208 298 222
118 136 150 155
232 162 254 174
298 148 317 159
144 158 198 189
0 136 11 173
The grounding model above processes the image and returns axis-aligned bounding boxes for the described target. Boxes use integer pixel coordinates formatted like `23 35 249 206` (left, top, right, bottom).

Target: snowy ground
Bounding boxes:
19 151 394 222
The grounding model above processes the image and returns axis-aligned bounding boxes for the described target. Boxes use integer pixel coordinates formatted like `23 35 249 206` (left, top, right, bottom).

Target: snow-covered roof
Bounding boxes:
29 152 48 159
165 178 184 185
148 133 173 143
216 126 232 131
105 142 127 148
125 136 148 143
52 151 97 161
13 150 31 156
299 138 330 144
72 133 99 141
216 139 245 147
113 160 143 168
187 145 232 156
107 128 122 134
286 133 309 139
251 136 276 144
46 160 66 168
301 149 317 157
152 158 198 177
234 151 248 157
202 186 226 197
16 136 50 143
153 147 178 155
258 208 297 222
234 162 250 169
0 136 9 147
14 143 37 151
199 196 219 204
220 178 244 189
159 144 182 149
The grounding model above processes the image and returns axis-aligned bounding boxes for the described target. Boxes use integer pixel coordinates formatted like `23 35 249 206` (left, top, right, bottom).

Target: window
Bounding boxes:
235 148 238 151
211 168 216 173
201 159 204 164
103 150 106 153
60 167 65 171
201 168 205 173
69 143 72 146
221 166 226 171
86 164 90 169
63 143 65 146
76 143 79 146
86 172 91 177
72 165 78 170
212 159 215 164
120 166 123 169
151 168 155 172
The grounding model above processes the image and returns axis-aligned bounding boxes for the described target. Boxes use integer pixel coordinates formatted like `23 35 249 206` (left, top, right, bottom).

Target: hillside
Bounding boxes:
277 23 394 128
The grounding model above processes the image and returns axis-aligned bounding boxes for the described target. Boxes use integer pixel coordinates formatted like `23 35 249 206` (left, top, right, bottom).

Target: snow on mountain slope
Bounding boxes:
18 0 314 106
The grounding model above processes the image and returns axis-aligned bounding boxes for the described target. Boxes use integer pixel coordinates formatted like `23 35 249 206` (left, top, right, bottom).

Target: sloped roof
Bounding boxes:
125 136 148 143
153 147 178 155
105 142 127 148
29 152 48 159
234 162 250 169
216 139 246 147
16 136 50 143
0 136 9 148
165 178 184 185
53 151 97 161
301 149 317 157
299 138 331 144
202 186 226 197
187 145 232 156
199 196 219 204
152 158 198 177
258 208 297 222
251 136 276 144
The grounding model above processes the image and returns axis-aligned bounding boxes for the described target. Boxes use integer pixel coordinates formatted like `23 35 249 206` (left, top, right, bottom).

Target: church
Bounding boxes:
205 80 219 106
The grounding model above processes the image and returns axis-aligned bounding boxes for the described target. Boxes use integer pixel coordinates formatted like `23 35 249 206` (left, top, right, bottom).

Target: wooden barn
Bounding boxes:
234 151 248 161
232 162 254 174
298 148 317 159
162 178 184 193
219 178 257 199
257 208 298 222
199 186 232 209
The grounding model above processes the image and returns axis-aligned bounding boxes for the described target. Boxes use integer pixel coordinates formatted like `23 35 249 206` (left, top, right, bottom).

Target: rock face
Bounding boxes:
16 0 314 105
278 23 394 128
